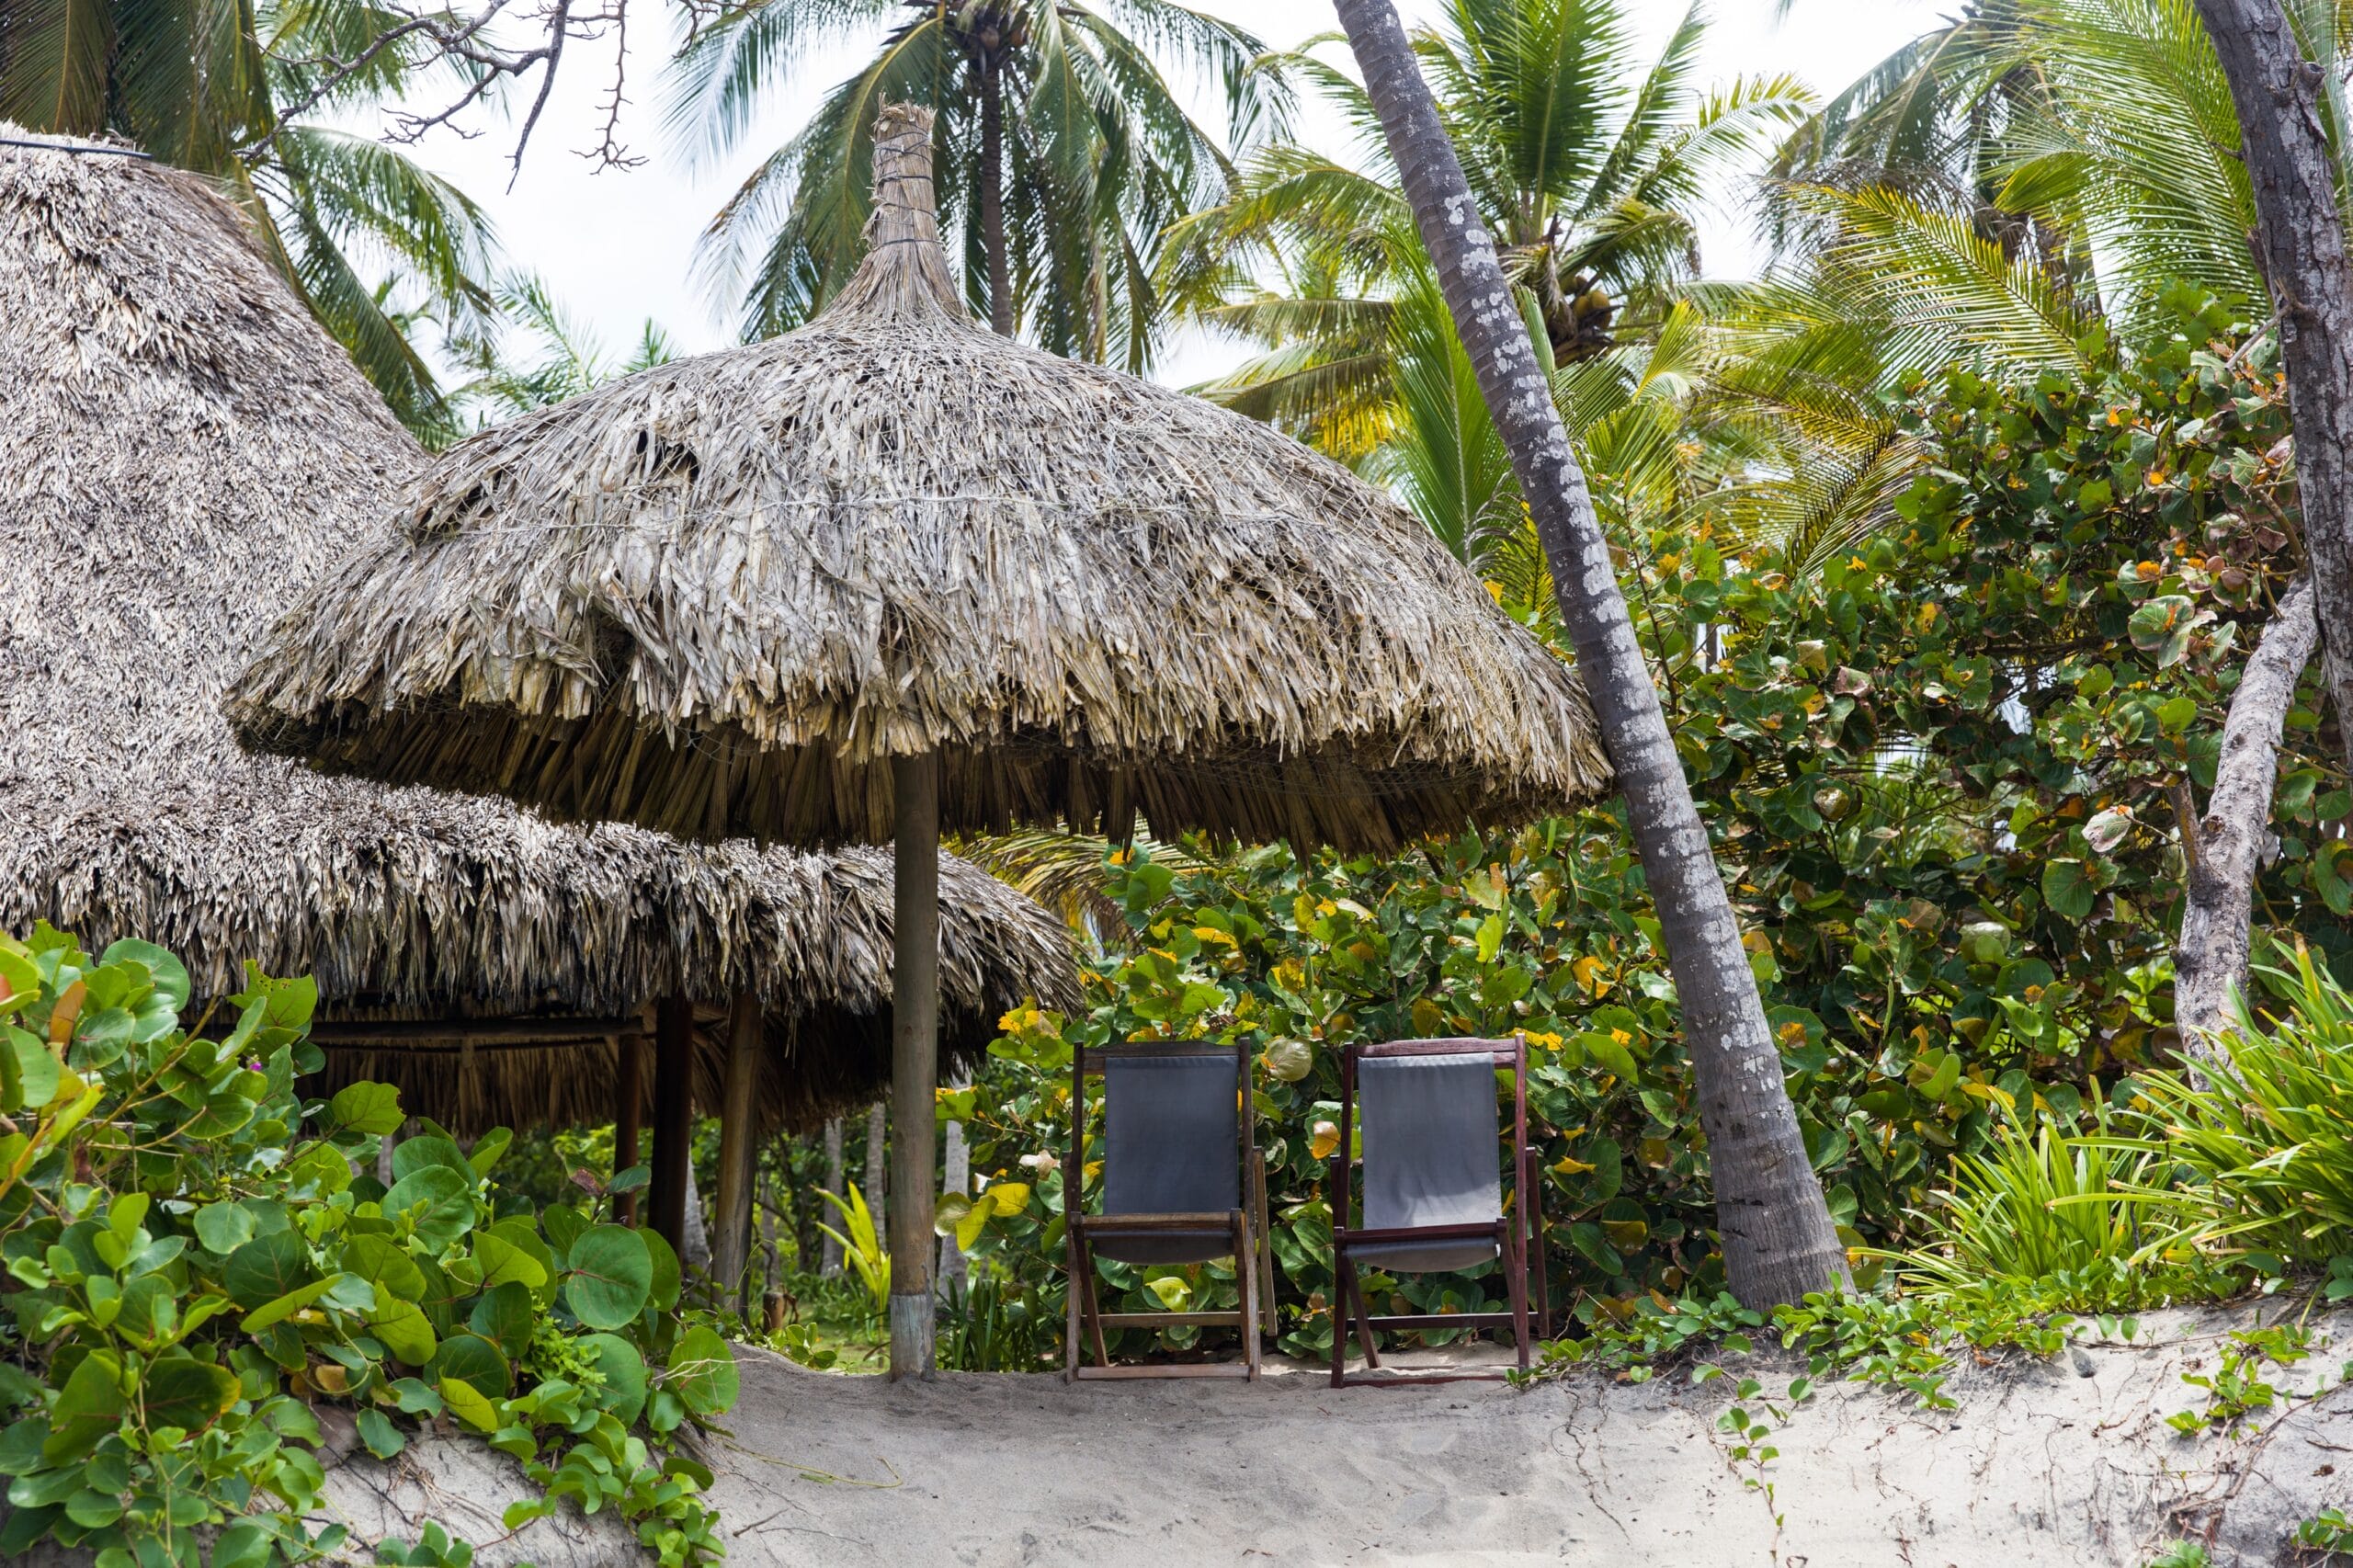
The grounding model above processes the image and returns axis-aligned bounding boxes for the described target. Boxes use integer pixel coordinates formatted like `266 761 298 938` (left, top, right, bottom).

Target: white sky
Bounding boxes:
367 0 1949 384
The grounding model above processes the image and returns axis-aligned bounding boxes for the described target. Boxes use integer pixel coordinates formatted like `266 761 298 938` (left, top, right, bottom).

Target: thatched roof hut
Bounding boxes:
226 114 1611 855
0 127 1074 1138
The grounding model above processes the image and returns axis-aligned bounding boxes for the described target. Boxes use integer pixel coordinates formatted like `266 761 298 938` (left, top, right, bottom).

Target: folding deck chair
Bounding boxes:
1327 1036 1549 1387
1063 1041 1278 1380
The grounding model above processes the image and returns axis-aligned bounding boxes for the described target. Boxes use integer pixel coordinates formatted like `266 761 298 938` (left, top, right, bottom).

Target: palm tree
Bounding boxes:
1165 0 1809 446
445 273 676 430
0 0 497 433
666 0 1287 361
1327 0 1849 1310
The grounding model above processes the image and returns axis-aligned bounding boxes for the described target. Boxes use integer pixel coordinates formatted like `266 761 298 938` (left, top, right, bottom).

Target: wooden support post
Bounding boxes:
650 994 695 1264
614 1030 646 1227
711 991 763 1320
887 752 941 1379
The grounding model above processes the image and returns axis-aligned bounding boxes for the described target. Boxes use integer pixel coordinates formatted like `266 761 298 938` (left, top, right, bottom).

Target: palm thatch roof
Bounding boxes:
0 127 1074 1134
227 105 1612 854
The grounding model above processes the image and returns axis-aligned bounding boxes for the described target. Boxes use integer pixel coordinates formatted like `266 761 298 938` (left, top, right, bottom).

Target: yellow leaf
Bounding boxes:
986 1182 1031 1216
1570 955 1608 994
1552 1154 1596 1176
1309 1121 1340 1161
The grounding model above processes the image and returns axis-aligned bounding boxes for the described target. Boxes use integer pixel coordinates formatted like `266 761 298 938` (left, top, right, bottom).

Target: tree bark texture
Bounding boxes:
979 64 1014 336
2191 0 2353 772
2175 575 2321 1044
888 752 943 1377
1330 0 1847 1307
822 1118 845 1276
712 990 764 1312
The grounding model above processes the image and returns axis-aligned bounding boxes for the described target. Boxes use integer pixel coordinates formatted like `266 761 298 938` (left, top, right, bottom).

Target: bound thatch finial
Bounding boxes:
824 103 967 325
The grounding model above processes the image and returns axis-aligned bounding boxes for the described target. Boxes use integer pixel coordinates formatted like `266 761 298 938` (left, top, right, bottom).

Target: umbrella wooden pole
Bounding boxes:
712 991 764 1318
650 994 696 1262
888 752 941 1378
614 1029 646 1227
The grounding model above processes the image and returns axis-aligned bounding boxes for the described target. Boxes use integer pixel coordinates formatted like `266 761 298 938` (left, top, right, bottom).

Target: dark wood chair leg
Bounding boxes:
1329 1249 1348 1388
1235 1210 1261 1381
1252 1151 1279 1341
1504 1222 1530 1372
1078 1238 1111 1369
1063 1227 1084 1381
1341 1256 1381 1369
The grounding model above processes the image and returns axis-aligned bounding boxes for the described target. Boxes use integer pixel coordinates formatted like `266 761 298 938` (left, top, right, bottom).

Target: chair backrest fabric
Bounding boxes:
1359 1052 1503 1233
1101 1052 1240 1217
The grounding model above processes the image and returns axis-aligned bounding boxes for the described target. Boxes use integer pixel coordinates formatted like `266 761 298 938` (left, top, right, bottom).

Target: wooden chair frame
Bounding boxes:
1063 1040 1278 1381
1328 1035 1549 1388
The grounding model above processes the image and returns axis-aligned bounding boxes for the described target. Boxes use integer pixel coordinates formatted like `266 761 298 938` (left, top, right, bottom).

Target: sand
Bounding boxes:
300 1301 2353 1567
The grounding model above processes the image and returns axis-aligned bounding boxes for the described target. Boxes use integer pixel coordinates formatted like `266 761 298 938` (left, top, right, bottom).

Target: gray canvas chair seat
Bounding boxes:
1328 1038 1548 1387
1065 1043 1275 1379
1092 1053 1241 1265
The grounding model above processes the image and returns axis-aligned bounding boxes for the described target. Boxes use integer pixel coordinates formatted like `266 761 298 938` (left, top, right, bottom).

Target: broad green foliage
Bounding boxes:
947 290 2348 1352
0 926 734 1565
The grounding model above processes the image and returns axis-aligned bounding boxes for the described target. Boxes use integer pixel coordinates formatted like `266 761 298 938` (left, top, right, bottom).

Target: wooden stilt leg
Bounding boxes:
649 994 696 1263
885 753 941 1380
711 991 763 1320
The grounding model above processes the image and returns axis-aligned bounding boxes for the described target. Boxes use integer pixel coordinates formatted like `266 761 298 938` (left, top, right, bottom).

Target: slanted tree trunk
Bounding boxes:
978 62 1013 337
2176 576 2321 1046
821 1117 845 1277
2190 0 2353 774
1331 0 1847 1308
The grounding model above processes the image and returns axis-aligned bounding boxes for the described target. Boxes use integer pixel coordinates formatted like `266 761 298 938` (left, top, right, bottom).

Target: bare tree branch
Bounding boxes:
2174 574 2321 1051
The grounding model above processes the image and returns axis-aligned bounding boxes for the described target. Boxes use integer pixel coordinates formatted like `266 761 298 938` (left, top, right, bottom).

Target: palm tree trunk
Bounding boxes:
2175 575 2320 1047
1331 0 1847 1308
980 62 1014 336
2191 0 2353 776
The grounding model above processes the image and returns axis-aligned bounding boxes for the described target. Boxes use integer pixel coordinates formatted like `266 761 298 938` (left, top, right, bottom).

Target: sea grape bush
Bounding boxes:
945 289 2351 1355
0 924 737 1565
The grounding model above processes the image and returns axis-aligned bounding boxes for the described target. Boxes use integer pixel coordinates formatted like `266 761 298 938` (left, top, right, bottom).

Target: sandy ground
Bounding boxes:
301 1301 2353 1567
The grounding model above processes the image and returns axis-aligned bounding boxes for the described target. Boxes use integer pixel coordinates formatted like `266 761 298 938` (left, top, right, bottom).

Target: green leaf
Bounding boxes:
140 1356 238 1437
356 1408 405 1460
381 1163 477 1248
466 1127 513 1177
563 1225 653 1330
342 1233 425 1300
324 1081 404 1137
467 1281 535 1358
579 1333 647 1426
667 1325 738 1417
426 1332 512 1400
2041 858 2097 923
242 1273 345 1331
438 1376 499 1433
193 1200 256 1255
1 1027 58 1112
391 1135 471 1183
367 1298 438 1367
224 1232 313 1309
0 949 39 1017
41 1350 123 1465
472 1231 548 1293
97 940 188 1010
642 1224 681 1312
212 1520 273 1568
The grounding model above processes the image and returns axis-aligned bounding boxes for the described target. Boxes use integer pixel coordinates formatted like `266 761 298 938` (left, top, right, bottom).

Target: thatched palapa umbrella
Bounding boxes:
0 128 1074 1278
230 105 1611 1372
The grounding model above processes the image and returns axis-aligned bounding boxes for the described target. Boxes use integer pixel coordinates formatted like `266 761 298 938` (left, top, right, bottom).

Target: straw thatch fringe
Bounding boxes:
227 106 1613 854
0 126 1074 1131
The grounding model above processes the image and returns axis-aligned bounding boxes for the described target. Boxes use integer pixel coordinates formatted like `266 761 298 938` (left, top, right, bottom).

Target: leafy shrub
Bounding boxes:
1890 1108 2233 1312
2116 946 2353 1270
0 925 736 1565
